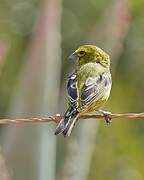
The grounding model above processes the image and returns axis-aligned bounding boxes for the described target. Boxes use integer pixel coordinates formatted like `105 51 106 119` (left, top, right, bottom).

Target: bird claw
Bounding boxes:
103 111 112 124
96 109 112 124
53 114 61 124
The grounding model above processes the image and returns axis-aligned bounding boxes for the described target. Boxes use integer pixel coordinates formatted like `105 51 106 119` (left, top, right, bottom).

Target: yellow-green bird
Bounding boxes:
55 45 112 137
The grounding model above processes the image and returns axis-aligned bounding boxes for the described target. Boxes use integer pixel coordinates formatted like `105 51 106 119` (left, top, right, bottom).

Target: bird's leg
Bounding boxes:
96 109 112 124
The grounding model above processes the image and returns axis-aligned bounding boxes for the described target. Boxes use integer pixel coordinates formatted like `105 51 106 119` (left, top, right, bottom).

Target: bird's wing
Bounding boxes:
80 72 112 108
55 74 78 136
67 73 79 111
54 74 79 136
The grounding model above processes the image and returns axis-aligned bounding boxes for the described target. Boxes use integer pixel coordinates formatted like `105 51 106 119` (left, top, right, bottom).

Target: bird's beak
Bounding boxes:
69 52 78 61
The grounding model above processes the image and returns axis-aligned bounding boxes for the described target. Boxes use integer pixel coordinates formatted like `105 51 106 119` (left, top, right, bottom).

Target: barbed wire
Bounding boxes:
0 112 144 125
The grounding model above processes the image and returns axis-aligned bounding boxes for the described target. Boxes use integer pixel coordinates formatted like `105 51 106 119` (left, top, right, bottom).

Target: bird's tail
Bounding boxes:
54 109 78 137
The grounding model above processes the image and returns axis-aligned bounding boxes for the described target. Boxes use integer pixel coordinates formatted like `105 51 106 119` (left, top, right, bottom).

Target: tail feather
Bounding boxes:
54 118 66 135
54 109 78 136
62 114 78 137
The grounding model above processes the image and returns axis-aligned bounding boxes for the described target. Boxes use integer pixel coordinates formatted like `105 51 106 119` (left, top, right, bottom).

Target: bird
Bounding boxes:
55 45 112 137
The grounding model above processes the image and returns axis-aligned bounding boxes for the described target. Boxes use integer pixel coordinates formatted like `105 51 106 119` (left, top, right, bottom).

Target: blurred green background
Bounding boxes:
0 0 143 180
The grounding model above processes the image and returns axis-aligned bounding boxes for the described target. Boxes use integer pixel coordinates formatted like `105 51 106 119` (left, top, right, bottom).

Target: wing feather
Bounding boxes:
80 72 112 108
67 74 78 109
67 72 112 111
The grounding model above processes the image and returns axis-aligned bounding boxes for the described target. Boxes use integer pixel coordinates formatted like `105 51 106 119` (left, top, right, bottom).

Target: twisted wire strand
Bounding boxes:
0 112 143 125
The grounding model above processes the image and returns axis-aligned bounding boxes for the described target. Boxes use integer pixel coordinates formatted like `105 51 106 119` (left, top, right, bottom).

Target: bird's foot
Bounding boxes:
96 109 112 124
54 114 61 124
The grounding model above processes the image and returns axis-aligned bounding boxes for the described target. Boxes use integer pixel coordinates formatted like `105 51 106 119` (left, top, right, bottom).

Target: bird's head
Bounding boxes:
69 45 110 68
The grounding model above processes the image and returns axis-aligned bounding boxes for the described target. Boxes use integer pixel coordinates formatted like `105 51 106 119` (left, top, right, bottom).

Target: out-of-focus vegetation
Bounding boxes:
0 0 143 180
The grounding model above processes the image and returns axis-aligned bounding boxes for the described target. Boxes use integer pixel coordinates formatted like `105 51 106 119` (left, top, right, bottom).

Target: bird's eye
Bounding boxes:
79 50 85 57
